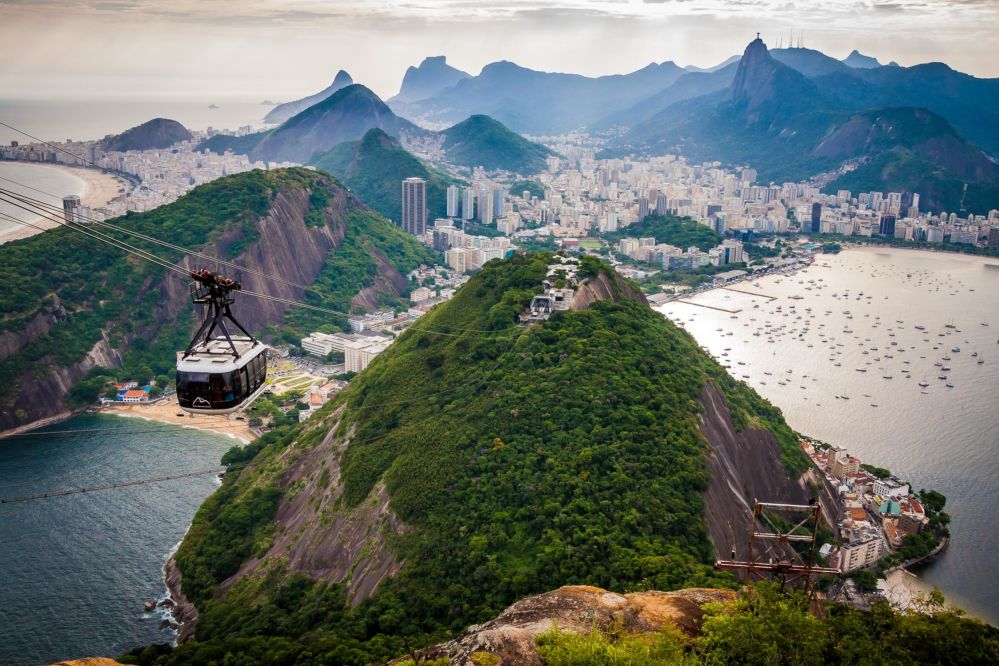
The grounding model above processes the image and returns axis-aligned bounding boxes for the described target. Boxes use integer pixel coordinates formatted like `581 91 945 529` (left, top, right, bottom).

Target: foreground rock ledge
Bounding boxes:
402 585 736 665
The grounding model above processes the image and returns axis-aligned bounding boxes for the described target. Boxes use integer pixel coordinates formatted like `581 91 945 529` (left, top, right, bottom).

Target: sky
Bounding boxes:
1 0 997 101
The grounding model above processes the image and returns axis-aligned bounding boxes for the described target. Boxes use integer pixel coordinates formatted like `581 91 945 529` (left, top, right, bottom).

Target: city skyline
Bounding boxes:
1 0 998 101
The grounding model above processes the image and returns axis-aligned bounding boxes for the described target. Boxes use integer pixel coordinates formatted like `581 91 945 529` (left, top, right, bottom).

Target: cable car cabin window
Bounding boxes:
177 369 243 411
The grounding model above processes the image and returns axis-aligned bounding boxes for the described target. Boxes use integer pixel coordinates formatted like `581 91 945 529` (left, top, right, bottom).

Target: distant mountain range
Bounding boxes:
389 56 470 104
388 59 688 134
201 84 425 164
264 70 354 125
100 118 191 152
598 39 999 214
223 43 998 213
310 128 460 223
205 83 552 179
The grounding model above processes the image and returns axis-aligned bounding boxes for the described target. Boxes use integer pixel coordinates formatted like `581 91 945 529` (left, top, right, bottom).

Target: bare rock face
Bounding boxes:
48 659 124 666
217 407 407 608
698 382 814 561
404 585 735 665
570 271 647 310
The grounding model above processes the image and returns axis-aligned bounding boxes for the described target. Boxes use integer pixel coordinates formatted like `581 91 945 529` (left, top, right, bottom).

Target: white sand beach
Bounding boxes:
0 162 127 244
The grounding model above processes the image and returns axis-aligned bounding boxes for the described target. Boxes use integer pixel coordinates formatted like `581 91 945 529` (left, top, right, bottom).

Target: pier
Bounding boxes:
722 286 778 301
675 299 741 313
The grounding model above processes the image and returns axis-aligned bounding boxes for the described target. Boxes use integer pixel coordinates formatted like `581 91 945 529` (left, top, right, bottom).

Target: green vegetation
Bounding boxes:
442 115 554 174
528 584 999 665
634 262 749 292
128 253 820 664
273 208 435 343
536 625 686 665
820 242 842 254
310 128 462 224
510 179 546 200
823 147 999 216
604 214 722 252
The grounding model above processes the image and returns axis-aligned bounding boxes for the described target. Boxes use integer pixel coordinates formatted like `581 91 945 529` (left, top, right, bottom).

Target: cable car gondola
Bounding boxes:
176 269 267 414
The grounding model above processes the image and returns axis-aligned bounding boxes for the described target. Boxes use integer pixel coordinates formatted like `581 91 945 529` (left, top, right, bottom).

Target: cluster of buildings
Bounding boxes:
803 441 931 573
616 236 745 271
99 380 154 405
297 379 349 422
431 220 516 273
520 256 581 323
1 132 290 220
490 143 998 250
300 330 394 373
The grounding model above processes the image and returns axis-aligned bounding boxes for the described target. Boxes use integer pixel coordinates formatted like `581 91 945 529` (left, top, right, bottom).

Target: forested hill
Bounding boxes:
148 253 817 665
604 213 722 251
441 114 554 174
0 167 433 432
310 128 461 224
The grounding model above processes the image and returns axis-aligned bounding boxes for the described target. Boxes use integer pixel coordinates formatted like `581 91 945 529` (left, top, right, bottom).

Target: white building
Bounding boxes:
344 337 392 373
839 537 885 572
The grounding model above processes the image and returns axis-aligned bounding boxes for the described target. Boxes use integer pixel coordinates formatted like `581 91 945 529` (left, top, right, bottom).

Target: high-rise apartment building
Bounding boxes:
401 177 427 236
492 187 505 220
811 202 822 233
477 187 493 223
461 187 475 220
446 185 460 218
637 197 650 221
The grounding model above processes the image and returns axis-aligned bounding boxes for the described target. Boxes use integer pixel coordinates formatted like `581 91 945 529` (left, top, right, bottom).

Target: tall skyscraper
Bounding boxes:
637 197 650 221
401 177 427 237
477 187 493 223
879 214 896 238
461 187 475 221
811 202 822 233
655 193 669 215
446 185 460 218
491 187 505 220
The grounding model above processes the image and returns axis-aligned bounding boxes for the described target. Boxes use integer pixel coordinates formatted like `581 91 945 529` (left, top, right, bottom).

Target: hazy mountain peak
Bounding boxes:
331 69 354 87
264 68 355 124
843 49 882 69
728 38 777 105
392 55 470 103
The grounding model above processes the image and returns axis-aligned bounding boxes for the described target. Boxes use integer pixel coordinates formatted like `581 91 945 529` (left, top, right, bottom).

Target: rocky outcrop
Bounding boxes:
404 585 736 665
1 332 123 432
164 556 198 643
49 659 124 666
698 382 813 561
570 271 647 310
350 245 409 311
0 298 66 363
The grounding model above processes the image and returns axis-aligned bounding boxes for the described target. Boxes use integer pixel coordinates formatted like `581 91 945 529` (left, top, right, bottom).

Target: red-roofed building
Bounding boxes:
121 389 148 403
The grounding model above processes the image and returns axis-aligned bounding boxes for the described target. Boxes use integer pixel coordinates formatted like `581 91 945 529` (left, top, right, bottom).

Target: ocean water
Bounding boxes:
0 162 86 234
0 415 236 665
657 247 999 624
0 98 272 145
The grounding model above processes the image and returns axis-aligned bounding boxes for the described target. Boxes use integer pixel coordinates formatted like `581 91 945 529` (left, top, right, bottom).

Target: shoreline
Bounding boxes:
0 161 127 244
101 396 254 444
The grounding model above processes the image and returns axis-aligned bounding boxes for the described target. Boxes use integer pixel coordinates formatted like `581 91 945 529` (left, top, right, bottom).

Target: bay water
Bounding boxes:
0 415 235 665
657 246 999 624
